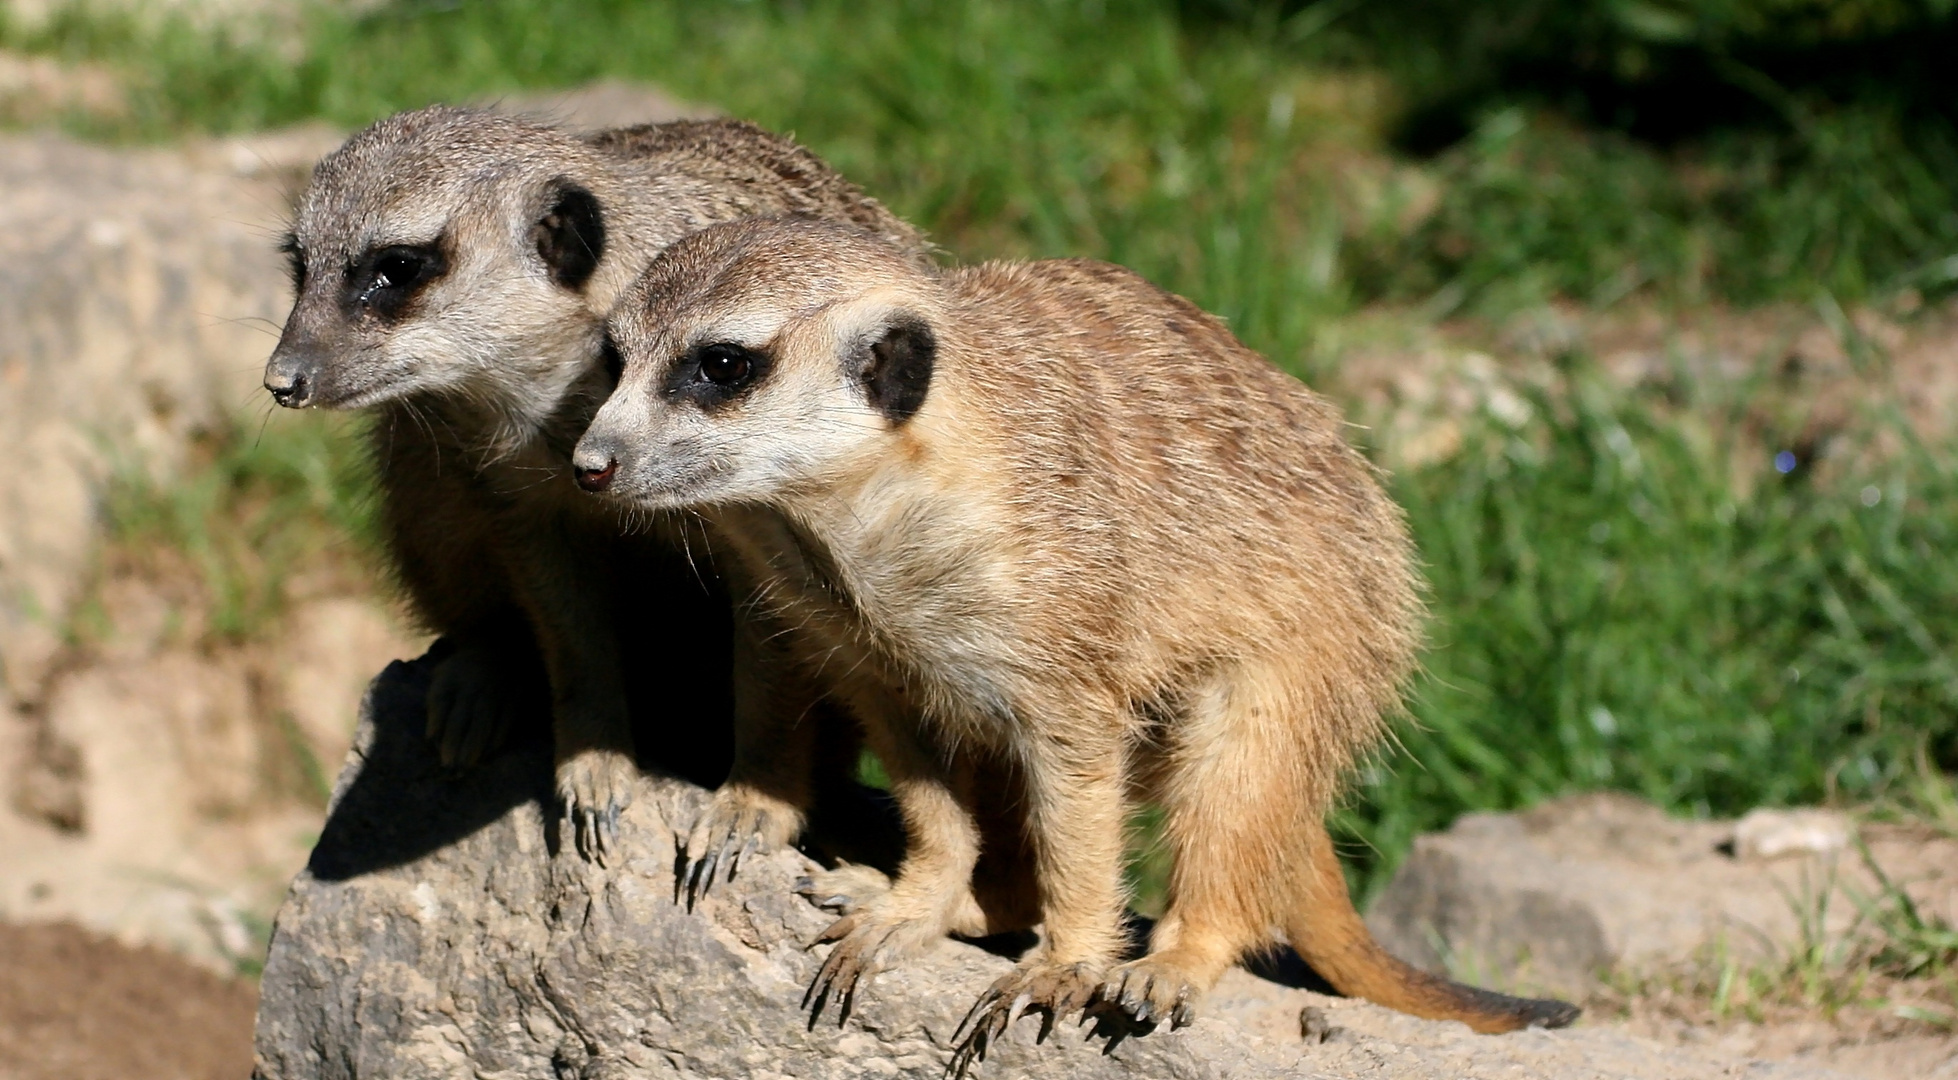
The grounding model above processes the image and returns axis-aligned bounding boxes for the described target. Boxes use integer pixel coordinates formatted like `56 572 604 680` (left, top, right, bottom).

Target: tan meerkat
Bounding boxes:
262 106 928 863
571 215 1579 1055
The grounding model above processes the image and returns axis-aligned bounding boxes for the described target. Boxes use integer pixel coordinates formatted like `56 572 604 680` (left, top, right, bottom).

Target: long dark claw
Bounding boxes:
713 828 740 885
803 978 831 1028
837 973 865 1028
687 845 719 909
953 987 1000 1046
799 962 826 1010
805 950 849 1025
426 683 451 742
732 830 760 880
455 728 484 768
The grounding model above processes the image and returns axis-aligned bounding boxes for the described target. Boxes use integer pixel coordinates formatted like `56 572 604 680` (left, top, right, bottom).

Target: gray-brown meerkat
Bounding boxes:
572 216 1579 1056
262 106 927 863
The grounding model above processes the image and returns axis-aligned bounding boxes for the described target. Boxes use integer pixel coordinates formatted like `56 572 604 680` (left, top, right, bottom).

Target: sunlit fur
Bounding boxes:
264 108 928 859
579 216 1578 1042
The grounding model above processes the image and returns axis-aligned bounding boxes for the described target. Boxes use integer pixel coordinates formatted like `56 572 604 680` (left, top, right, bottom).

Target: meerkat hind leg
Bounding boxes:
1100 669 1302 1030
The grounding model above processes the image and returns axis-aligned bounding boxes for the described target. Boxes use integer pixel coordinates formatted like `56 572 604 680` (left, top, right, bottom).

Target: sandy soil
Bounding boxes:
0 921 255 1080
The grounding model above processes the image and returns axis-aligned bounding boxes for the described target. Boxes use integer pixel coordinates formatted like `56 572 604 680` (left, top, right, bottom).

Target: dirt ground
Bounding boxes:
0 921 255 1080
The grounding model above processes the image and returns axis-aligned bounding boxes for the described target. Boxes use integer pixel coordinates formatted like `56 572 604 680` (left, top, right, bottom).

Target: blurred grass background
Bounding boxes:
5 0 1953 902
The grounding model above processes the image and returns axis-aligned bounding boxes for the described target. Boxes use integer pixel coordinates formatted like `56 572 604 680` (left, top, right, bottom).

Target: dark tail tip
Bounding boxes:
1519 996 1582 1030
1452 982 1582 1032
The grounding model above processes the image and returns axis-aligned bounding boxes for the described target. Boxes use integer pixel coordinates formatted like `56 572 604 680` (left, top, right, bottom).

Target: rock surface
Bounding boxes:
1368 793 1958 996
254 655 1850 1080
488 79 713 131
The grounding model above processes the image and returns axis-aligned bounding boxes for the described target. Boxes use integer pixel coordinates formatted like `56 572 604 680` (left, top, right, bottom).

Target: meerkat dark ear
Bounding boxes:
533 181 606 290
859 314 935 424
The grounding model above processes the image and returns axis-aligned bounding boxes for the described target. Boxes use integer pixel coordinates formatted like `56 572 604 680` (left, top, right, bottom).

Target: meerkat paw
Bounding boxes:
426 642 537 767
1099 955 1201 1030
801 907 943 1027
949 959 1105 1075
793 862 894 914
795 866 1006 943
680 785 807 905
555 746 638 865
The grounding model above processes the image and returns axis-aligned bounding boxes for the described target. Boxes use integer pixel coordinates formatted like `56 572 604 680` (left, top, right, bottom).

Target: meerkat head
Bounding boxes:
264 106 621 416
573 216 940 509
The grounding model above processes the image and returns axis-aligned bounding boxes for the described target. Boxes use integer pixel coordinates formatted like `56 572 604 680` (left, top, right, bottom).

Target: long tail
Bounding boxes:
1284 821 1580 1033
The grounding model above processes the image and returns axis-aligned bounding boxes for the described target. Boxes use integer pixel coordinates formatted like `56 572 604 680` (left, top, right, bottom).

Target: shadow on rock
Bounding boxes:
306 654 555 881
309 645 904 882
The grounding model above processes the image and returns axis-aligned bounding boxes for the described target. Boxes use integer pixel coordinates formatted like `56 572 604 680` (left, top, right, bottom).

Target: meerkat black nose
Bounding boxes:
266 370 311 408
265 336 326 408
575 459 618 493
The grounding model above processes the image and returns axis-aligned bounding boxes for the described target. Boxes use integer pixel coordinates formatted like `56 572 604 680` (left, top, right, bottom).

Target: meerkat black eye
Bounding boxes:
666 341 771 409
374 252 421 289
346 242 446 322
698 343 754 387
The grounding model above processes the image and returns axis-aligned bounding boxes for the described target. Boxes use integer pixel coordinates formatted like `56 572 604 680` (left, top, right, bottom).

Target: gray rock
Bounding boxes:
487 79 715 133
1366 792 1958 996
254 659 1849 1079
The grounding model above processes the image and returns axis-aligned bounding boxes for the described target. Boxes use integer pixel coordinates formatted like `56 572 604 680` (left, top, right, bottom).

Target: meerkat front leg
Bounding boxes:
681 613 823 901
798 751 1040 940
951 702 1131 1072
376 431 546 767
804 694 983 1025
423 623 547 766
501 526 637 865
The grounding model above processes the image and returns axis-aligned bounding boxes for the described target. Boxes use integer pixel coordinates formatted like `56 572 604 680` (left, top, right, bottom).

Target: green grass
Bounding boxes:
1341 368 1958 895
9 0 1956 903
11 0 1958 313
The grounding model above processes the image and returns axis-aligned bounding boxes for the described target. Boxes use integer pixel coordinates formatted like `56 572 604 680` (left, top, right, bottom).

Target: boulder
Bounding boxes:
253 655 1850 1080
488 79 714 132
1367 793 1958 996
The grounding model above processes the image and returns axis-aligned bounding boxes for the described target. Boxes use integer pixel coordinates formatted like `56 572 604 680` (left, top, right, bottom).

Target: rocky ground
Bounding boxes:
0 71 1952 1080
